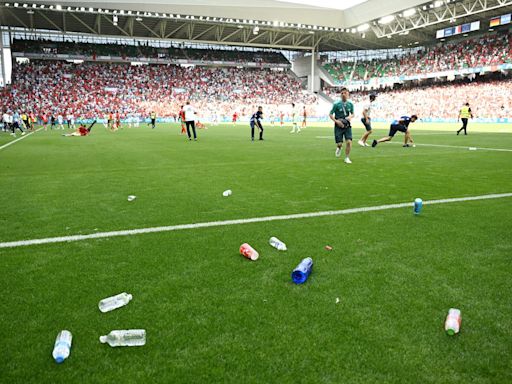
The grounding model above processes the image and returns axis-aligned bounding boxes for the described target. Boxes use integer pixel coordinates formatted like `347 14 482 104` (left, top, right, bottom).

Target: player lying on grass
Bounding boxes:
62 120 97 137
372 115 418 148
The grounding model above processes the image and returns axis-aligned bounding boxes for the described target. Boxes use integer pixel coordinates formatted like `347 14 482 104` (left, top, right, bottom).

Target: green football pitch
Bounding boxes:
0 122 511 383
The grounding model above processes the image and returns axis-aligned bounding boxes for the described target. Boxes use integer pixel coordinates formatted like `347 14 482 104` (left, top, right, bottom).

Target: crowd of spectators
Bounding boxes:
12 39 289 64
325 77 512 119
324 32 512 84
1 60 316 121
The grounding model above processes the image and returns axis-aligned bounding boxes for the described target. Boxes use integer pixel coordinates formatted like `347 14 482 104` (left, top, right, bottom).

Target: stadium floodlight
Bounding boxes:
136 17 142 21
31 3 36 7
88 7 93 12
351 28 356 33
14 2 19 7
80 6 85 11
378 15 395 24
433 0 443 7
56 4 61 10
403 8 416 17
357 23 369 32
22 3 27 7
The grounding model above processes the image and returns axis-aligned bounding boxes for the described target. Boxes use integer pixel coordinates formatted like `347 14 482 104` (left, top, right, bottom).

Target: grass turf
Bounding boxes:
0 122 511 383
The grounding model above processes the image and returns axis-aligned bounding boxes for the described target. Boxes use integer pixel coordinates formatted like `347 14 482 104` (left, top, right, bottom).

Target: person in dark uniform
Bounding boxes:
250 106 264 141
372 115 418 147
457 103 473 135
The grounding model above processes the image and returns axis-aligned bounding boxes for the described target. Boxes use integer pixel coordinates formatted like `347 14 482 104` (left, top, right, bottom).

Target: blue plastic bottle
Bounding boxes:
414 198 423 214
292 257 313 284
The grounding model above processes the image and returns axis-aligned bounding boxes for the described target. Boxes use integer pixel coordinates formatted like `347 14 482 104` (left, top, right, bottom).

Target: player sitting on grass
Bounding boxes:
372 115 418 148
62 120 96 137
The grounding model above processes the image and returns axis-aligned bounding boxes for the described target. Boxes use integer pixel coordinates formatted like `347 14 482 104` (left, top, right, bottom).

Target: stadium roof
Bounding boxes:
1 0 511 51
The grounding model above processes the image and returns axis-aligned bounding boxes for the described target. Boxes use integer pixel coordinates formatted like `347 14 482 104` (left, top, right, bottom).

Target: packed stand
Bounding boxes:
325 77 512 119
324 32 512 83
12 39 289 64
1 60 316 122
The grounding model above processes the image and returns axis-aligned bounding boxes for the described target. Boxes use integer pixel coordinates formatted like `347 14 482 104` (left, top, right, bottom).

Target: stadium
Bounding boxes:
0 0 511 382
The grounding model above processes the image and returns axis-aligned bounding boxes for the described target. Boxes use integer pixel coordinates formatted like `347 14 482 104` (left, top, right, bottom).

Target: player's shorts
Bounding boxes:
334 125 352 143
361 118 372 131
388 123 407 137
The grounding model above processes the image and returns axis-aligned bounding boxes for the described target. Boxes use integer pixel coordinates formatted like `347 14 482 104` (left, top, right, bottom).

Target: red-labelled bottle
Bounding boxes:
240 243 259 261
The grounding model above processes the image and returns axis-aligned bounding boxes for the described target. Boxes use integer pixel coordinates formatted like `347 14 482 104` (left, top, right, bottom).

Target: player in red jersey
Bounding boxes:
62 120 96 136
232 112 238 126
115 111 121 130
41 113 48 130
179 106 186 135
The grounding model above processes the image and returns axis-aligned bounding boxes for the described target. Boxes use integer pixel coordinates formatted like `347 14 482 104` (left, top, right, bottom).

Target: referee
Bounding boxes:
457 103 473 135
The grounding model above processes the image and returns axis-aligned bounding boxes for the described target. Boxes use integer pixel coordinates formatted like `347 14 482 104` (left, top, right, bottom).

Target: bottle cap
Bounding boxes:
55 356 64 364
99 335 107 343
446 328 455 336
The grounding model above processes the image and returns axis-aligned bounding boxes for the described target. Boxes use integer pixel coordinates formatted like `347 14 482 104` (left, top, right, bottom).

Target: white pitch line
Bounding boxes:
388 142 512 152
1 192 511 249
0 128 43 151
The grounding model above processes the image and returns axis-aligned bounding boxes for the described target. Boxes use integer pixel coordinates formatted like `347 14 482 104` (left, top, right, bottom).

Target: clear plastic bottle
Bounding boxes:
98 292 133 313
292 257 313 284
99 329 146 347
52 330 72 364
445 308 461 335
269 236 287 251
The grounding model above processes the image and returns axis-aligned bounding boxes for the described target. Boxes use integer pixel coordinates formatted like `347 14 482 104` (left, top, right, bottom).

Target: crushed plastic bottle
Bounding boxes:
269 236 287 251
52 330 72 364
100 329 146 347
98 292 133 313
444 308 461 336
292 257 313 284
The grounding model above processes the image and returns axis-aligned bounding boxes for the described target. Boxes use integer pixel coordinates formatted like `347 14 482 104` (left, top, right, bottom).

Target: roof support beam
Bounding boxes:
373 0 512 38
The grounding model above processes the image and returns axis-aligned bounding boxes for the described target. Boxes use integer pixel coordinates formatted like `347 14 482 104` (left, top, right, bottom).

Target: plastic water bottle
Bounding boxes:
222 189 232 197
445 308 462 335
269 236 287 251
52 330 72 364
240 243 259 260
414 198 423 214
98 292 133 313
127 195 136 202
99 329 146 347
292 257 313 284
